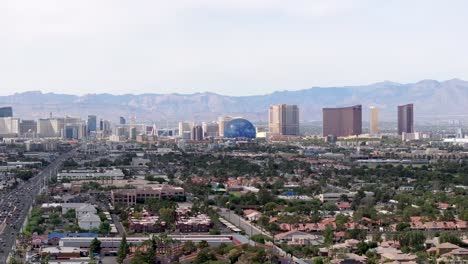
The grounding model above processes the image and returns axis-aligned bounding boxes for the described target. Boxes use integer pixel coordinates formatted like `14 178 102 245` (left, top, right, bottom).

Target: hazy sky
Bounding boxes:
1 0 467 96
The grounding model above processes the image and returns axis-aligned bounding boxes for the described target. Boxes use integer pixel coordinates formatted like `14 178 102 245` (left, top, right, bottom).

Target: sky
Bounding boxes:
1 0 468 96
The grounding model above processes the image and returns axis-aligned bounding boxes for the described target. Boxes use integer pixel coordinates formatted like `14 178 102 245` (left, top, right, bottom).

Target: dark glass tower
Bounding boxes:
0 107 13 118
398 104 414 135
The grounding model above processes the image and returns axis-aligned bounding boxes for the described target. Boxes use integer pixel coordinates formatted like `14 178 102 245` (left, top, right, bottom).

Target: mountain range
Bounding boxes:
1 79 468 124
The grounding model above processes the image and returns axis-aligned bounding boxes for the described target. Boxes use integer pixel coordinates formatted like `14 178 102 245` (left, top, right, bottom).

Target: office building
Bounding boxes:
370 106 379 135
0 107 13 118
322 105 362 137
202 122 219 138
191 125 203 141
111 184 185 206
119 117 126 125
269 104 300 135
218 116 232 137
62 122 87 140
398 104 414 135
129 127 137 141
99 119 111 136
87 115 97 134
178 122 193 139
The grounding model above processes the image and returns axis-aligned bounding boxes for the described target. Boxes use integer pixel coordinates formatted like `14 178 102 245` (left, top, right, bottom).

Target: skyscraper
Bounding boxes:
322 105 362 137
269 104 300 135
370 106 379 135
218 116 232 137
398 104 414 135
202 122 219 138
0 107 13 118
87 115 97 134
119 117 126 125
178 122 193 139
191 125 203 141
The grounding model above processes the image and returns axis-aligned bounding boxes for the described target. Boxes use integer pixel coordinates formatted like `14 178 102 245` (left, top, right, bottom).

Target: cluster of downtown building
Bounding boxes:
0 104 299 142
0 102 414 142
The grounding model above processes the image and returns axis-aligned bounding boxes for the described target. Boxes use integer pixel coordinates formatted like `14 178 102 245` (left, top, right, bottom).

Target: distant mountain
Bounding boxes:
2 79 468 123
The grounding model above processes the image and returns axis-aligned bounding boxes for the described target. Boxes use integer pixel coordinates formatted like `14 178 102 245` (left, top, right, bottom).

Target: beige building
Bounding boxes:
218 116 232 137
269 104 299 135
202 122 219 138
370 106 379 135
0 117 20 137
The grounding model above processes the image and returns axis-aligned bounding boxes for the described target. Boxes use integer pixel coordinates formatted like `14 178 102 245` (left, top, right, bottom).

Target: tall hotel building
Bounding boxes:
398 103 414 135
269 104 300 135
322 105 362 137
369 106 379 135
218 116 232 137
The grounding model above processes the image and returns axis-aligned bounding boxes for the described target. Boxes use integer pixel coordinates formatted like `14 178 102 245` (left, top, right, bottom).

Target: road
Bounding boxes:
217 207 270 237
0 147 79 263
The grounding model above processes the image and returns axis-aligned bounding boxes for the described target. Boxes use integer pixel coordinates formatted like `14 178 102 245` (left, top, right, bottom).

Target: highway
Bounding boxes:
0 147 79 263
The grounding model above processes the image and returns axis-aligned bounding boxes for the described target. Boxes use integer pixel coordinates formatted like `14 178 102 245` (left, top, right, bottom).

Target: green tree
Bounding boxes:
117 234 129 264
182 241 197 255
323 225 334 245
194 249 216 264
399 230 426 252
99 221 111 235
89 238 101 259
439 232 462 246
313 257 324 264
198 240 209 249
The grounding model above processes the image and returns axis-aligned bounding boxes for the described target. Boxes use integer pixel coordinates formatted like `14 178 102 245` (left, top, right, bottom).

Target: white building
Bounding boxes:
61 203 97 218
0 117 20 137
78 213 101 230
57 168 125 181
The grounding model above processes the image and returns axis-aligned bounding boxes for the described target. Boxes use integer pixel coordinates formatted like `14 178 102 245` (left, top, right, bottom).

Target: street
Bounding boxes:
0 147 79 263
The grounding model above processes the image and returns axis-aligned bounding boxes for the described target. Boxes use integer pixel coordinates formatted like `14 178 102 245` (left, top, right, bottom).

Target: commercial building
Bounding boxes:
202 122 219 138
57 168 125 181
369 106 379 135
37 118 62 138
191 125 204 141
19 120 37 136
87 115 97 134
119 116 126 125
129 127 137 141
398 103 414 135
0 117 20 137
178 122 193 138
269 104 300 135
322 105 362 137
59 235 237 249
218 116 232 137
111 184 185 206
0 107 13 118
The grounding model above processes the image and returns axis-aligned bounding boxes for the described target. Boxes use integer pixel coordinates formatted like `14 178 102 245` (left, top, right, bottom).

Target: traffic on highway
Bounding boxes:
0 147 79 263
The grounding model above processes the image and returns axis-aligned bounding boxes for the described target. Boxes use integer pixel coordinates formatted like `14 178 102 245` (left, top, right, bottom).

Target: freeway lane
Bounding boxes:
0 147 79 263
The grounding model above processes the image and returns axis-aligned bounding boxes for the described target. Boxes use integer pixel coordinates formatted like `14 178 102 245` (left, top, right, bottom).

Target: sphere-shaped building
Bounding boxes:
223 118 256 139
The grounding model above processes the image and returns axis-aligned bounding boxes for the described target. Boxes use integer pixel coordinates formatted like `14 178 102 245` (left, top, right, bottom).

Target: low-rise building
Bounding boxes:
176 214 212 233
111 184 185 206
57 168 125 181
